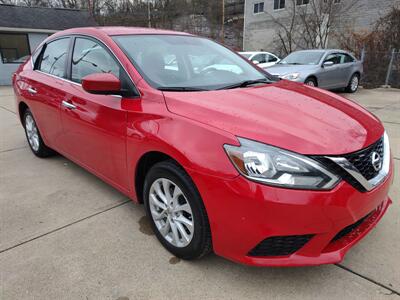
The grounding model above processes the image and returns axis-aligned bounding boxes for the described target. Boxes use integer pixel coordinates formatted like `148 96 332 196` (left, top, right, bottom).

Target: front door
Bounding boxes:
319 53 343 89
59 37 135 190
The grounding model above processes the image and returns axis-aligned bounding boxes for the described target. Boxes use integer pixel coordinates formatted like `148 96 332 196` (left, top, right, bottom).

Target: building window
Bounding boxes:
0 33 30 64
296 0 310 5
273 0 285 10
254 1 265 13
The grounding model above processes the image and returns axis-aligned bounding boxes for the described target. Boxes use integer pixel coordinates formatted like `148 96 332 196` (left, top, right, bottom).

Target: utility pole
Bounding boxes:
221 0 225 44
147 0 151 28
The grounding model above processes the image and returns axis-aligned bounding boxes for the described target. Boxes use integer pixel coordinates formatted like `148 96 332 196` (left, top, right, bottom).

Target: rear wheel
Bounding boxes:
305 77 317 87
143 160 212 260
345 73 360 93
23 109 54 157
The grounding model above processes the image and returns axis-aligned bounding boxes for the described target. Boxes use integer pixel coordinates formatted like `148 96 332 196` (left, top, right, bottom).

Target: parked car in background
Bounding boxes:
266 49 363 93
239 51 280 68
13 28 392 267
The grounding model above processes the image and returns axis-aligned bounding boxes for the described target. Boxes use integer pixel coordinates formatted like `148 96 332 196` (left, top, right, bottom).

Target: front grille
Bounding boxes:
344 138 384 180
312 157 367 192
332 213 371 242
248 235 314 257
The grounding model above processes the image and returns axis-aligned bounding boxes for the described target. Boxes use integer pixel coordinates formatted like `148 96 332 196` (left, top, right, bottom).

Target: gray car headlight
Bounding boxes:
224 138 340 190
281 72 300 80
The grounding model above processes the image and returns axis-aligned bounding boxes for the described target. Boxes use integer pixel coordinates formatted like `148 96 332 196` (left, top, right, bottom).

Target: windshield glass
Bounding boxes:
279 51 324 65
113 35 271 90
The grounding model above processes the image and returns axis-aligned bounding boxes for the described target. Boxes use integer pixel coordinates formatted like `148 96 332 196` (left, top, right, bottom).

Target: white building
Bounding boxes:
0 4 96 85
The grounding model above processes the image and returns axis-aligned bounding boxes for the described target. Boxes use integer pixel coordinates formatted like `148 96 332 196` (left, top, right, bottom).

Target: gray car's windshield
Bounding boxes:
113 35 272 91
279 51 324 65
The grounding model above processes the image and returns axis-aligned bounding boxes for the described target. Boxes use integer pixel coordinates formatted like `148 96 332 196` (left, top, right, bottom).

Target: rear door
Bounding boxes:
20 37 71 148
337 53 356 87
58 36 137 190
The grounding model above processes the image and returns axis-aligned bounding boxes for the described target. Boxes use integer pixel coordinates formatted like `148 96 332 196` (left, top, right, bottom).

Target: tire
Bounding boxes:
345 73 360 93
23 109 54 158
143 160 212 260
304 77 317 87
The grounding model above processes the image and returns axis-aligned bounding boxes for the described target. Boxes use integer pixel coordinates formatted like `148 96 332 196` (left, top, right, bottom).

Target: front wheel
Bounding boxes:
345 73 360 93
304 77 317 87
143 160 212 260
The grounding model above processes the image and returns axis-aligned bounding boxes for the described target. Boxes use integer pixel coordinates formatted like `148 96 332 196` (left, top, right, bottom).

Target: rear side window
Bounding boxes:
342 54 355 63
71 37 120 83
39 38 70 78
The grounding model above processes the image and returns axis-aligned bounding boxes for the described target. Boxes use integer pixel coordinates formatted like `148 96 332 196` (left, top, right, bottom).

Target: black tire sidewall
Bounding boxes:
23 109 52 157
347 74 359 93
143 161 210 259
305 78 317 86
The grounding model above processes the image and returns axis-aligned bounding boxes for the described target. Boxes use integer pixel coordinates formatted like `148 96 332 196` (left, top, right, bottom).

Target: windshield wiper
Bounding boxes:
157 86 209 92
217 79 270 90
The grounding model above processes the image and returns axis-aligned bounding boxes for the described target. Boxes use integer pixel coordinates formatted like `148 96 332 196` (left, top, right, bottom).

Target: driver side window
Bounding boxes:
324 54 340 65
252 54 267 64
71 37 120 83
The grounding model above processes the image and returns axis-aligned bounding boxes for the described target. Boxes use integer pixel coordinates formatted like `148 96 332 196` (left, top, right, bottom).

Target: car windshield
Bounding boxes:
279 51 324 65
113 35 272 90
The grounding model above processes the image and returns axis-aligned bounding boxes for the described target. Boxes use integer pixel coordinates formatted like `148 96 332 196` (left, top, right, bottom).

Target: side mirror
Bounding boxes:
82 73 121 95
323 61 334 67
252 60 260 65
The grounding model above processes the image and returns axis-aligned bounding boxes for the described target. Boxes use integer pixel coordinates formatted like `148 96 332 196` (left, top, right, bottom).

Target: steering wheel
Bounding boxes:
199 67 218 76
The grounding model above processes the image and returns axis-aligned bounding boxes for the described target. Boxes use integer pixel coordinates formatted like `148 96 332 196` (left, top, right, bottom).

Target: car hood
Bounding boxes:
266 64 317 76
163 80 383 155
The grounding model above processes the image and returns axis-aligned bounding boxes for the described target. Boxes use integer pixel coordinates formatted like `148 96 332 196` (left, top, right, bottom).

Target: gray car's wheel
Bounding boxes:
345 73 360 93
23 109 54 157
143 160 212 260
304 77 317 87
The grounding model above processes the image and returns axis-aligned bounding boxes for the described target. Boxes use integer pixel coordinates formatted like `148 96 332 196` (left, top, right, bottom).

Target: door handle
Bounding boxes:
27 87 37 95
62 100 77 110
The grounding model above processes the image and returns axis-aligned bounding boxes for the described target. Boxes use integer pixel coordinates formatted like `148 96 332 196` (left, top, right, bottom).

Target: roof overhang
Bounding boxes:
0 26 57 34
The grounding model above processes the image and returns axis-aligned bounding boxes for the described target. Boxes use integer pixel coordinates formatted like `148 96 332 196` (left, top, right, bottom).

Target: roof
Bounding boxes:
0 4 97 31
96 26 192 36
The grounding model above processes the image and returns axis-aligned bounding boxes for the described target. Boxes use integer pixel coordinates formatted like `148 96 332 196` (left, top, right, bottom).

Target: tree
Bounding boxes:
269 0 360 55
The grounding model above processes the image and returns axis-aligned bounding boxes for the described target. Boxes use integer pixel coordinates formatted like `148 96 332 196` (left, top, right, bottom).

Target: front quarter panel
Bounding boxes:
124 83 240 201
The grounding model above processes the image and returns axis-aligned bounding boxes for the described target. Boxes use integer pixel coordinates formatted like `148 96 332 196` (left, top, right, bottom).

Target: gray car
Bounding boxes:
265 49 363 93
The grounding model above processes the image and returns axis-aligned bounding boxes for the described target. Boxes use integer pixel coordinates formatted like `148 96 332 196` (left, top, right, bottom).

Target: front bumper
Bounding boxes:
188 162 393 267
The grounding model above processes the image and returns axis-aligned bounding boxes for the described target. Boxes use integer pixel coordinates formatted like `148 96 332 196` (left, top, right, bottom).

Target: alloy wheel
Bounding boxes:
351 75 359 91
25 114 40 151
149 178 194 248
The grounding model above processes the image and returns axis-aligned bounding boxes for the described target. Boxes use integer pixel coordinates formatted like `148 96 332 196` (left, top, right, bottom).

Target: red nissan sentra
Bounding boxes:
13 27 394 266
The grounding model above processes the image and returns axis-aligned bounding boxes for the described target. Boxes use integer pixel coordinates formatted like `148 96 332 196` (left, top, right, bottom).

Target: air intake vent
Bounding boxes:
248 235 314 257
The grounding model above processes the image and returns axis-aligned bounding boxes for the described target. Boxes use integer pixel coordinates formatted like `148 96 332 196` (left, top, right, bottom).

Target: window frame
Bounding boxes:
253 1 265 14
296 0 310 6
34 34 139 98
36 36 72 79
273 0 285 11
0 32 31 64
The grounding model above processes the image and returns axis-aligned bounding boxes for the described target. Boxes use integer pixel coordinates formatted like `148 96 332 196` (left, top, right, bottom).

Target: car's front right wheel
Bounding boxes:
143 160 212 260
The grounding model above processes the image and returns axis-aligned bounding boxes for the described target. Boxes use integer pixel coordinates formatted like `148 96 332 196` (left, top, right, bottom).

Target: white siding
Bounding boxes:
0 32 48 85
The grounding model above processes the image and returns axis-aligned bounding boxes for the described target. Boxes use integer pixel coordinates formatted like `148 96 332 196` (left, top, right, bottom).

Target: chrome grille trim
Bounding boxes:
325 132 390 192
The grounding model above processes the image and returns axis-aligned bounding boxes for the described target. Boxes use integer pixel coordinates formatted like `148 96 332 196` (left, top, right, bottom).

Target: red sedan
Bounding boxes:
13 27 393 266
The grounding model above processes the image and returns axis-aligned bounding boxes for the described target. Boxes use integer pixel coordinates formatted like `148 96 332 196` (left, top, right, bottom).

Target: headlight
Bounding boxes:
224 138 340 190
281 72 300 80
